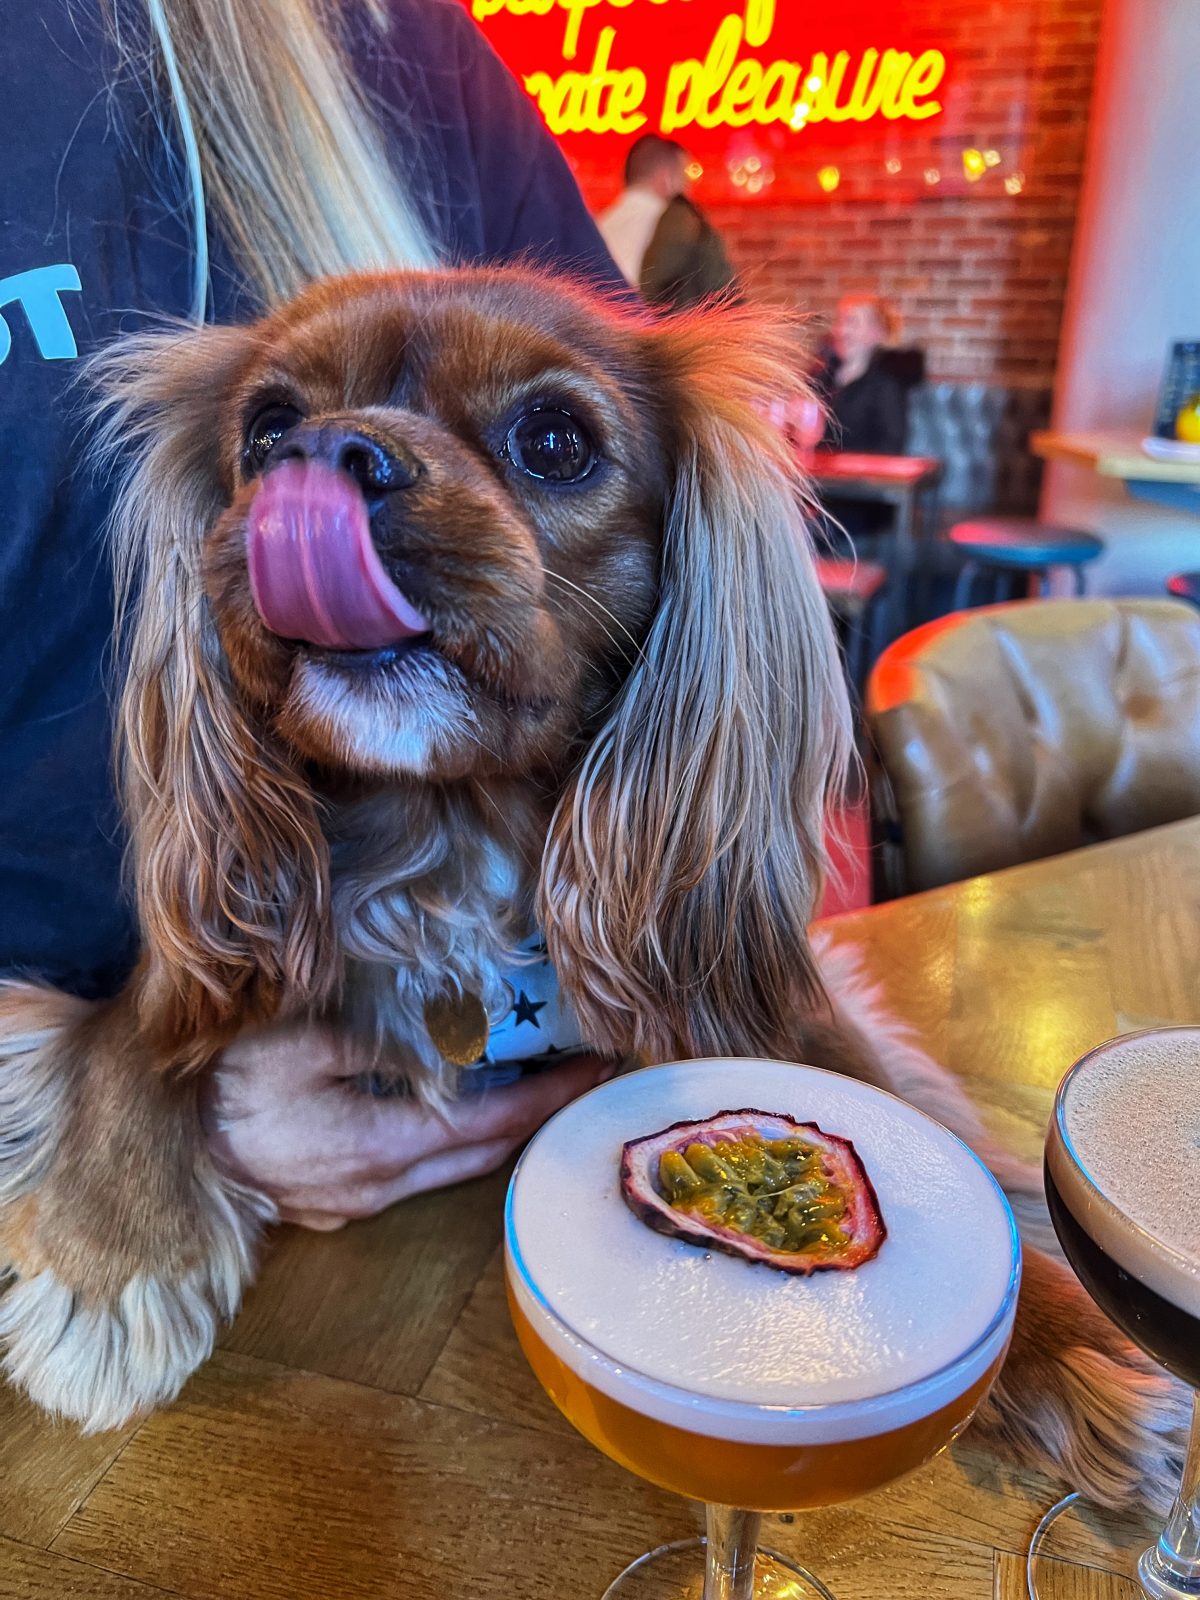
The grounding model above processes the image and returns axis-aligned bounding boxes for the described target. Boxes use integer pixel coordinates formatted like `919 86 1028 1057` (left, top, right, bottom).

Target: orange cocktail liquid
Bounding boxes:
509 1285 1006 1512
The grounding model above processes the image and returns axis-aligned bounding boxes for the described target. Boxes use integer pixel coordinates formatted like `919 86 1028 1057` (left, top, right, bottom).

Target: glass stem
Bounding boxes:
1139 1390 1200 1597
704 1505 762 1600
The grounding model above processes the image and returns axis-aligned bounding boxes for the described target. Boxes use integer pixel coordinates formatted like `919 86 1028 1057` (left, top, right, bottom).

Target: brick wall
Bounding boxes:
704 1 1103 386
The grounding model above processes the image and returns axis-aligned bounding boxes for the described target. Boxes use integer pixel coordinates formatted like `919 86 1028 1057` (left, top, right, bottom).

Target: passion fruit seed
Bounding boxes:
622 1109 886 1276
658 1135 851 1257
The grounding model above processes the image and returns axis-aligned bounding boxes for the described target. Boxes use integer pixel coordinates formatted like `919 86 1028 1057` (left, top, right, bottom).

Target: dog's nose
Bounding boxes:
273 423 421 498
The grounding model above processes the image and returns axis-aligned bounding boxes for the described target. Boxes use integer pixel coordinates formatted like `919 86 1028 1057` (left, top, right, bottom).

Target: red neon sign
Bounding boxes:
463 0 1042 210
469 0 947 140
460 0 993 203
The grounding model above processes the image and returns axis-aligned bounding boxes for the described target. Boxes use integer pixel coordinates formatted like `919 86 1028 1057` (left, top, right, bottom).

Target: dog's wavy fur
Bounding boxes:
0 270 1186 1514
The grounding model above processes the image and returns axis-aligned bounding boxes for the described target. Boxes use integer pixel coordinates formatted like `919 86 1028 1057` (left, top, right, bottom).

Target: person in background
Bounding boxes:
817 295 909 454
811 296 918 549
1 0 621 1229
598 133 737 311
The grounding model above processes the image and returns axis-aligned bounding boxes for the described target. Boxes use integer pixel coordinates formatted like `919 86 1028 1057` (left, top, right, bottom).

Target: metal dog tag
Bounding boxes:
423 989 491 1067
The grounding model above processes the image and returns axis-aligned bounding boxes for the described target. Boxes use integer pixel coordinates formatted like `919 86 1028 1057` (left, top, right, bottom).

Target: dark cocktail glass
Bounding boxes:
1037 1028 1200 1599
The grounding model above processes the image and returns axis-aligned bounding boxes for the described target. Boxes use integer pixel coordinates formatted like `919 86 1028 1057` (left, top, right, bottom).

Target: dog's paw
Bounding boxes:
1 1263 223 1432
973 1246 1189 1516
0 1171 274 1433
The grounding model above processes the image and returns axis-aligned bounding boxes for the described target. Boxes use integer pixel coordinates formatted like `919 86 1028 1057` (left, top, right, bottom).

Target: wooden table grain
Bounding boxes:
5 819 1200 1600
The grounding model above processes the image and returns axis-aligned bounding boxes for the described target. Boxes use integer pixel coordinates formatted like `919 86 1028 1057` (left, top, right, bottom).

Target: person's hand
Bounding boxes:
201 1022 617 1231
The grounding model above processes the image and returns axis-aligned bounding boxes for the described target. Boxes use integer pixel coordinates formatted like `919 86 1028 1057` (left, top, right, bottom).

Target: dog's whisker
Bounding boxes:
471 782 529 859
543 570 643 662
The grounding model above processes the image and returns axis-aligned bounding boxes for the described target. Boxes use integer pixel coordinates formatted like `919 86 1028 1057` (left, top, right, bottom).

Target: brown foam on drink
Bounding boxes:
1052 1028 1200 1315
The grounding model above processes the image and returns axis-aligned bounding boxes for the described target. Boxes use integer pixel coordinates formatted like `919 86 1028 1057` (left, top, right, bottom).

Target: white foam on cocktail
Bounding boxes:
1050 1028 1200 1317
506 1060 1019 1446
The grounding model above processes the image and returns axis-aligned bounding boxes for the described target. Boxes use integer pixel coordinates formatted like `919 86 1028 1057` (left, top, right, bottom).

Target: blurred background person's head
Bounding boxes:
832 296 898 379
624 133 690 201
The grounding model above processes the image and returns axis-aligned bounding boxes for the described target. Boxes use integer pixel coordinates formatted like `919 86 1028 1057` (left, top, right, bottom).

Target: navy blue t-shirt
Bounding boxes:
0 0 620 997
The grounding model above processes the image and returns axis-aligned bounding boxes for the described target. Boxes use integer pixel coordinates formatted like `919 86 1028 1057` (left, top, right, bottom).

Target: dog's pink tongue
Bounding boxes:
246 459 429 650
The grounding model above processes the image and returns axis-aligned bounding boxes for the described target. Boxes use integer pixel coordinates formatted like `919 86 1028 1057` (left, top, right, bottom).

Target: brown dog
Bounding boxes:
0 270 1185 1514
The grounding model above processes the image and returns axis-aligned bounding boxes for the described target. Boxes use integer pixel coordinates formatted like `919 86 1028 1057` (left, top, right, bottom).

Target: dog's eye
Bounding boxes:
504 409 596 484
243 404 303 474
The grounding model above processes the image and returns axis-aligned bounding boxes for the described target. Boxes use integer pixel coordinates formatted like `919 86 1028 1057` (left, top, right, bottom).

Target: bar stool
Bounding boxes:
1167 572 1200 609
818 557 888 699
948 517 1104 610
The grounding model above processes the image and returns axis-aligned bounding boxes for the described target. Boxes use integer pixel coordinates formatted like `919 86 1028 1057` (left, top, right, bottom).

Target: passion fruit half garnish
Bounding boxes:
620 1109 886 1275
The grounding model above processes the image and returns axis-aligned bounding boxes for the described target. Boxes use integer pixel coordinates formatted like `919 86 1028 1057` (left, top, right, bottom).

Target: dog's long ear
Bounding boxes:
91 328 332 1051
540 305 853 1061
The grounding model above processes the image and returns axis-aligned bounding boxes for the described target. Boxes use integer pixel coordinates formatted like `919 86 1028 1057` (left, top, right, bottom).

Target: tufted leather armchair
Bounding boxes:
866 599 1200 896
905 383 1052 520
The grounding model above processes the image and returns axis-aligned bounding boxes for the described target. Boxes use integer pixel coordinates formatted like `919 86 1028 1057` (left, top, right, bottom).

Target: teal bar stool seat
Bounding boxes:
1167 572 1200 608
949 516 1104 610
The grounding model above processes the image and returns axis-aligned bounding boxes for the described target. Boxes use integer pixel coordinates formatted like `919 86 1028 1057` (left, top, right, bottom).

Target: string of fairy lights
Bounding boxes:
714 62 1026 196
723 143 1026 198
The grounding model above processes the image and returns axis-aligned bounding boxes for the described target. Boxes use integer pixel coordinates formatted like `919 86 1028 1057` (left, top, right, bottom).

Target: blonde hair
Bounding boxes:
127 0 438 317
837 294 900 347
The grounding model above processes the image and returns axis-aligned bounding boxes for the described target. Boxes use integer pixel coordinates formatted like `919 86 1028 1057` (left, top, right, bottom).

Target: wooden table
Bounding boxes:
1032 429 1200 515
806 451 943 638
6 821 1200 1600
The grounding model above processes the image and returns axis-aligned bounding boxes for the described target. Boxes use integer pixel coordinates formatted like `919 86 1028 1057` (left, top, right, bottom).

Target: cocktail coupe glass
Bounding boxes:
1029 1028 1200 1600
506 1059 1022 1599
